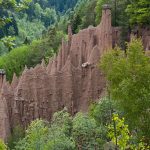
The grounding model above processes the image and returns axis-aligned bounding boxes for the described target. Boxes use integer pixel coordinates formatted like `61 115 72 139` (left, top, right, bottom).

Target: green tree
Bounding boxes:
108 114 150 150
45 109 75 150
89 97 114 145
0 0 31 54
7 125 25 150
95 0 130 26
126 0 150 26
15 119 49 150
15 14 46 46
89 97 114 126
0 0 31 27
42 8 57 27
0 41 8 55
0 25 66 81
108 113 130 150
1 36 16 51
47 0 78 13
100 38 150 143
95 0 108 25
34 3 43 20
0 139 7 150
15 110 75 150
0 39 48 81
70 0 97 33
72 112 100 149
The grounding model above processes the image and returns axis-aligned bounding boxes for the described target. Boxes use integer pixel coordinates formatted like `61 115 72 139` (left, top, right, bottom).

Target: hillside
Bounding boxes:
0 0 150 149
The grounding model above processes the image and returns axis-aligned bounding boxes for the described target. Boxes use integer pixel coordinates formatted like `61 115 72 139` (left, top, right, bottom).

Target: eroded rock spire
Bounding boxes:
0 6 129 141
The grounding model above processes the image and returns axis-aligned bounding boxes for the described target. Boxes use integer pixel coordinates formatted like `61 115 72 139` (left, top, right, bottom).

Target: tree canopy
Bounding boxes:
126 0 150 26
100 38 150 143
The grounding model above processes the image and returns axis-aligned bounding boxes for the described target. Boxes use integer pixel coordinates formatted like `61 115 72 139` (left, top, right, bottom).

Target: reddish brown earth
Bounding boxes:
0 6 149 141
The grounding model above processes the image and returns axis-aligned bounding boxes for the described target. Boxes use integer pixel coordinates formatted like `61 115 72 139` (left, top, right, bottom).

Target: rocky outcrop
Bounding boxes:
131 26 150 51
9 6 112 129
142 27 150 51
1 5 149 141
0 5 111 138
0 74 11 141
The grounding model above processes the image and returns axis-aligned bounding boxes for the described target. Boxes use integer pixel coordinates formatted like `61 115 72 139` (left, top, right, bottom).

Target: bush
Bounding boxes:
0 139 7 150
7 125 25 150
15 111 75 150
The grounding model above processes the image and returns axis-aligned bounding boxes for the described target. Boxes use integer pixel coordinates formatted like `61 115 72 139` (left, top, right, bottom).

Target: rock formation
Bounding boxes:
131 26 150 51
0 5 149 141
0 70 10 141
142 27 150 51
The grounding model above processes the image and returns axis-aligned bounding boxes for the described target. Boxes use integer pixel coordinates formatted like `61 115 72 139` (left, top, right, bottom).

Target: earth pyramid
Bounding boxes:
0 5 119 141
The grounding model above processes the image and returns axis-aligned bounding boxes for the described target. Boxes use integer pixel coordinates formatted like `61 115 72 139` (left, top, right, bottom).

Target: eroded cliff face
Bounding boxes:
1 5 150 141
0 6 118 141
131 27 150 51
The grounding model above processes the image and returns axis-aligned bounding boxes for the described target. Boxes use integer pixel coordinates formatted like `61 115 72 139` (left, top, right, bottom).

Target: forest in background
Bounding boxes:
0 0 78 54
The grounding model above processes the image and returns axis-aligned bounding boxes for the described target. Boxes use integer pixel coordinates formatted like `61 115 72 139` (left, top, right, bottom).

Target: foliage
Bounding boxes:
46 109 75 150
7 125 25 150
72 112 98 149
15 15 46 46
0 40 47 81
108 114 150 150
0 139 7 150
89 97 119 147
15 119 49 150
11 95 150 150
47 0 78 13
70 0 131 33
95 0 130 49
100 38 150 143
0 0 32 54
56 12 70 32
1 0 149 55
89 97 114 126
0 42 7 55
51 108 73 136
0 0 31 27
0 27 66 81
70 0 97 33
95 0 130 26
95 0 107 25
15 111 75 150
126 0 150 26
108 113 130 149
0 0 78 55
1 36 16 51
14 104 112 150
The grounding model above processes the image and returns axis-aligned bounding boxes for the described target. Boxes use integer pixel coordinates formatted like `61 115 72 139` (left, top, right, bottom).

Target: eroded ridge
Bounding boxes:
0 6 115 141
